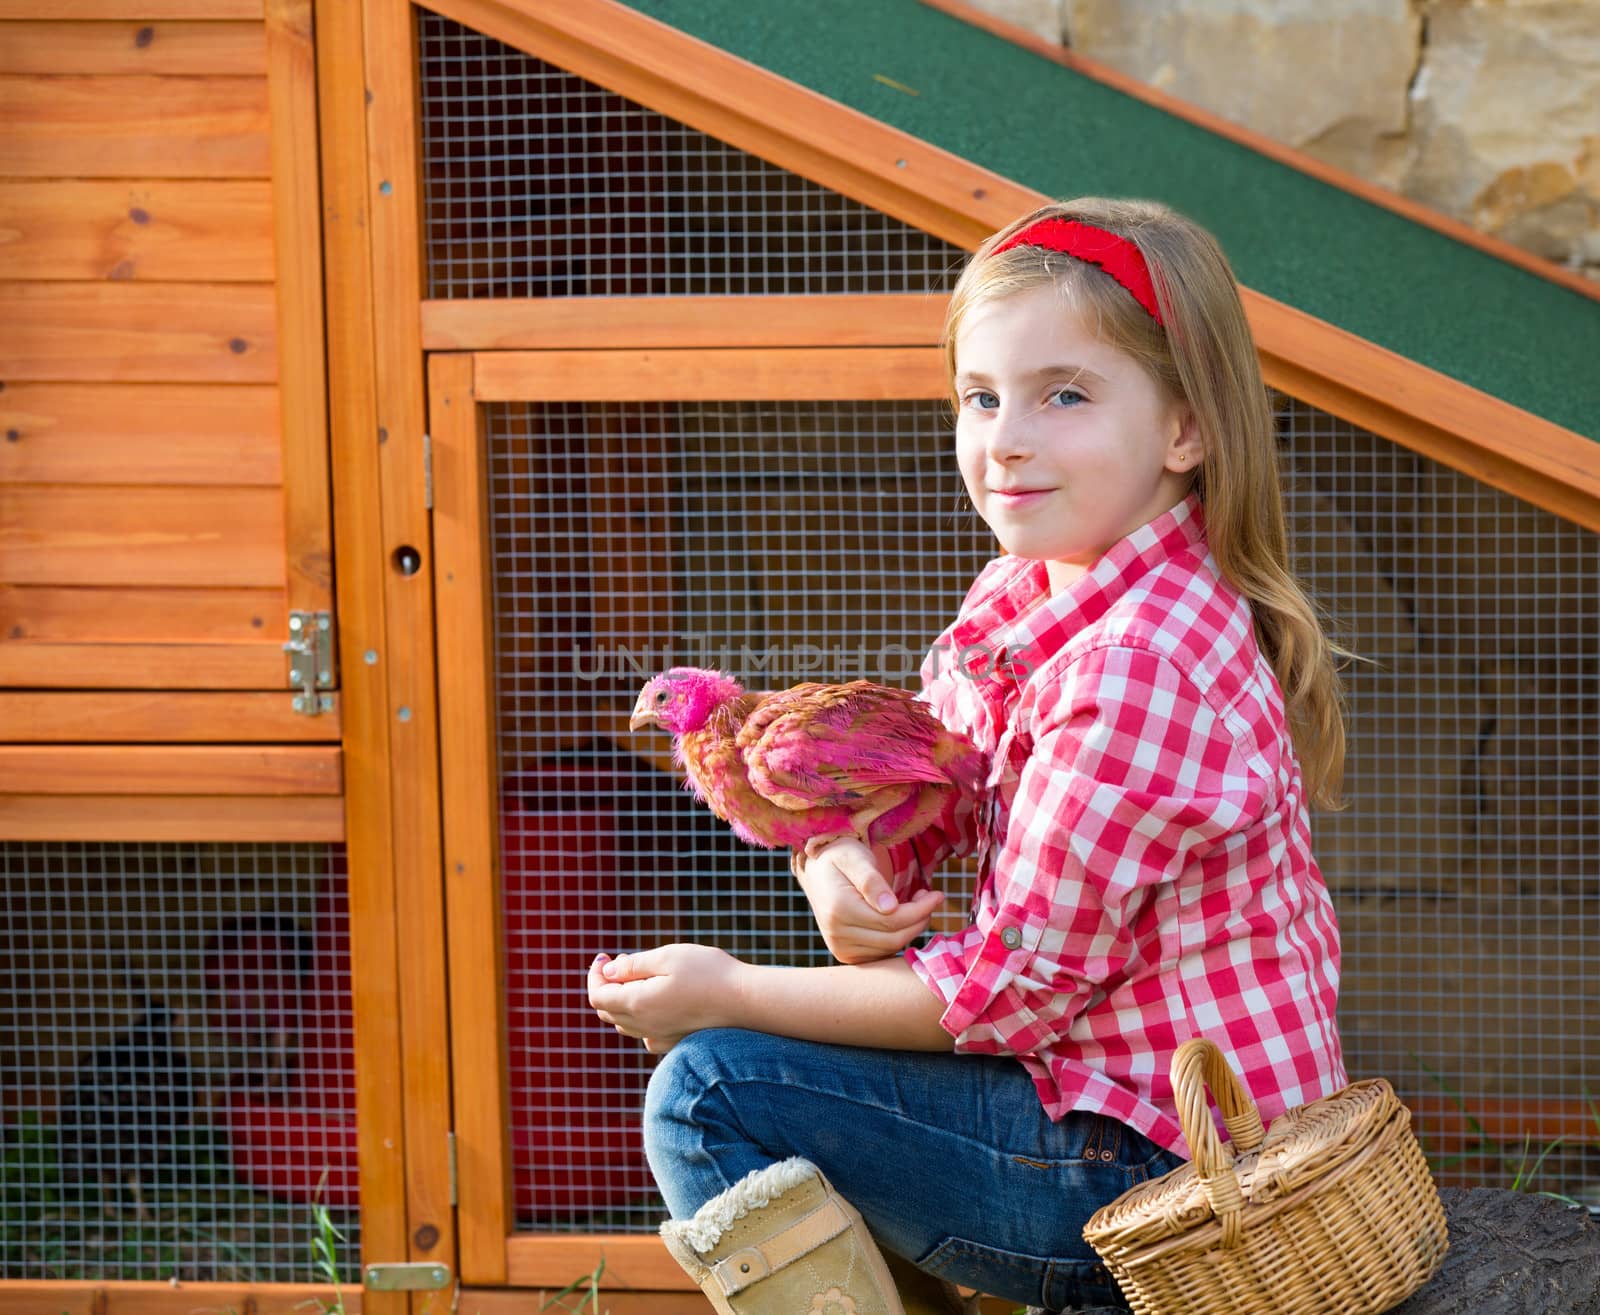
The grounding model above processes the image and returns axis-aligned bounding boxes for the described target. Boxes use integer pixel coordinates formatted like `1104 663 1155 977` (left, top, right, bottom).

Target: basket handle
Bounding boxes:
1171 1038 1267 1250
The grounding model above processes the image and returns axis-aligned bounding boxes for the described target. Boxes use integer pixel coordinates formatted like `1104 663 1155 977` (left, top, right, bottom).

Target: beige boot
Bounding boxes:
660 1159 905 1315
882 1250 982 1315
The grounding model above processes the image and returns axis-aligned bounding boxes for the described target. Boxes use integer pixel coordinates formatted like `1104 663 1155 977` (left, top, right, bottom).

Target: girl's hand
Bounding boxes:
793 838 944 965
587 945 742 1054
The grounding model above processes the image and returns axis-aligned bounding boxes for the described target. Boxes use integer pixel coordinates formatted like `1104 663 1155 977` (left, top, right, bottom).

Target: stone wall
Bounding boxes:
971 0 1600 281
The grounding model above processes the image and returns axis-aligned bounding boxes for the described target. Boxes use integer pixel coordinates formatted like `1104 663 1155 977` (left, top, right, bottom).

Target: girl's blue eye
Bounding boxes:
1050 388 1086 407
965 390 1000 410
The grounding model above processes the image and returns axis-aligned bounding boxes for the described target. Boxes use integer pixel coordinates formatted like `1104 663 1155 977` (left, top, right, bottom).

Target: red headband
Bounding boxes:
991 218 1164 325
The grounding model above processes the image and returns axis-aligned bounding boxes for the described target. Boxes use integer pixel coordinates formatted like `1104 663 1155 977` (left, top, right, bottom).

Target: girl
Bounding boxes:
588 197 1348 1315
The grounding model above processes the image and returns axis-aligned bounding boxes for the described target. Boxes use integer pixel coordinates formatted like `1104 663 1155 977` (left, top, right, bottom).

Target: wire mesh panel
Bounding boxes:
417 11 967 299
487 390 1600 1231
1278 396 1600 1206
489 399 994 1230
0 842 360 1282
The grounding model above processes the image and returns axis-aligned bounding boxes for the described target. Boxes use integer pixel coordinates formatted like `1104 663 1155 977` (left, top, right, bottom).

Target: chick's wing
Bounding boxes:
737 682 957 812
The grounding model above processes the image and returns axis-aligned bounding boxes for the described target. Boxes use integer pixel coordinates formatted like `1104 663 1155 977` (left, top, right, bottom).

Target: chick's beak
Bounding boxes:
629 693 656 732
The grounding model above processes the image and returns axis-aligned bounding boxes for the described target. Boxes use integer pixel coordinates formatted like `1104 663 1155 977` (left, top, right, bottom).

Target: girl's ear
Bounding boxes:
1165 407 1204 473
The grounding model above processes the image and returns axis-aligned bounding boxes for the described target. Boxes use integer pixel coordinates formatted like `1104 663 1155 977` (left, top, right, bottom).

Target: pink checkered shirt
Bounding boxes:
897 493 1345 1156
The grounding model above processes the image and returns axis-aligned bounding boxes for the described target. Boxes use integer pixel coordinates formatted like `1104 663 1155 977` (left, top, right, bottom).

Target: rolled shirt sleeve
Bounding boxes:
907 641 1265 1057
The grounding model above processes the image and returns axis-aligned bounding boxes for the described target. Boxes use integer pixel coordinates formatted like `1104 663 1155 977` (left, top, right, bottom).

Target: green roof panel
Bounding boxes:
621 0 1600 443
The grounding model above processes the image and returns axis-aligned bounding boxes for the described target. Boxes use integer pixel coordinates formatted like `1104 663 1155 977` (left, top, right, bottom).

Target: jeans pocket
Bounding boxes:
1043 1257 1130 1313
917 1237 1129 1312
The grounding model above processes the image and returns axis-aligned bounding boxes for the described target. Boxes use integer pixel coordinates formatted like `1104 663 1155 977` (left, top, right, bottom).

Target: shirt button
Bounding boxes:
1000 926 1022 950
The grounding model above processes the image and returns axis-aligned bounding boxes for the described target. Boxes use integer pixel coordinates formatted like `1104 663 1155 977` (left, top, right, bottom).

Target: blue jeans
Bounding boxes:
644 1029 1184 1313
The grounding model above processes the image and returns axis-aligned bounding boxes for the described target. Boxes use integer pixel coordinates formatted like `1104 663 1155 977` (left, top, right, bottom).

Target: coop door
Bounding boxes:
0 11 331 699
429 349 1002 1282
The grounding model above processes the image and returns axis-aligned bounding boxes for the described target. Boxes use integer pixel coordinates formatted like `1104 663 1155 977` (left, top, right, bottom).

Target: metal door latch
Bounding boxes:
364 1262 452 1291
285 610 336 715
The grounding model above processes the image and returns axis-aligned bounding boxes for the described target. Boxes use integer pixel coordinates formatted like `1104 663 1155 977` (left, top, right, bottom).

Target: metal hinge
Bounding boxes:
422 431 434 511
364 1262 452 1292
285 610 336 716
447 1129 458 1207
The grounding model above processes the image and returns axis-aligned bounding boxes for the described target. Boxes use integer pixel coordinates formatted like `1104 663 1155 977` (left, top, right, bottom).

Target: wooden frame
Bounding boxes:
421 294 949 351
419 0 1600 535
363 0 459 1291
433 347 949 1290
429 353 510 1283
267 0 334 618
314 0 412 1309
1249 296 1600 535
472 346 946 402
316 0 457 1307
429 348 687 1288
0 1282 359 1314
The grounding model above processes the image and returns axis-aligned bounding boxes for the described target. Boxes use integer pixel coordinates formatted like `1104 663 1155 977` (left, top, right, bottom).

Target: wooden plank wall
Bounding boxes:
0 0 341 839
0 1 331 696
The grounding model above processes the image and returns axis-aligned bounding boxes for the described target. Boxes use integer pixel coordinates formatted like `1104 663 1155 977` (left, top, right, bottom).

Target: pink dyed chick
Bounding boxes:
629 667 986 858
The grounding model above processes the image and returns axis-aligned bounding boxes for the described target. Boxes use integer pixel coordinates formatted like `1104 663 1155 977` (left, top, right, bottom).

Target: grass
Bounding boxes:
303 1201 349 1315
541 1256 609 1315
1414 1057 1600 1209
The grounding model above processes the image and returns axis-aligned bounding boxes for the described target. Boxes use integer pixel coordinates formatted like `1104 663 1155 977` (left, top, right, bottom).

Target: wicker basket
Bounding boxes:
1083 1039 1448 1315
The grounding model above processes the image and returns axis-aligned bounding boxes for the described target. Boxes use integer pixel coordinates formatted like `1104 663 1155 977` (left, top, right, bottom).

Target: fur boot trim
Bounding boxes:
660 1158 819 1254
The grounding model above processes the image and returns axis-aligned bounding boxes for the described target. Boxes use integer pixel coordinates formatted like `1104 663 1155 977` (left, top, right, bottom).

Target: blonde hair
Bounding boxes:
943 198 1350 809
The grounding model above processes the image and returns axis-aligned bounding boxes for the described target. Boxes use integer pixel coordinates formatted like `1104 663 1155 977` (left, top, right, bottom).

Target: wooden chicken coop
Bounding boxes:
2 0 1598 1312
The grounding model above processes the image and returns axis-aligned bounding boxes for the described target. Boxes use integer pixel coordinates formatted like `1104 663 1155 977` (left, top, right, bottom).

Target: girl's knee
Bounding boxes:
642 1030 756 1184
644 1029 729 1129
643 1028 788 1136
643 1036 695 1119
